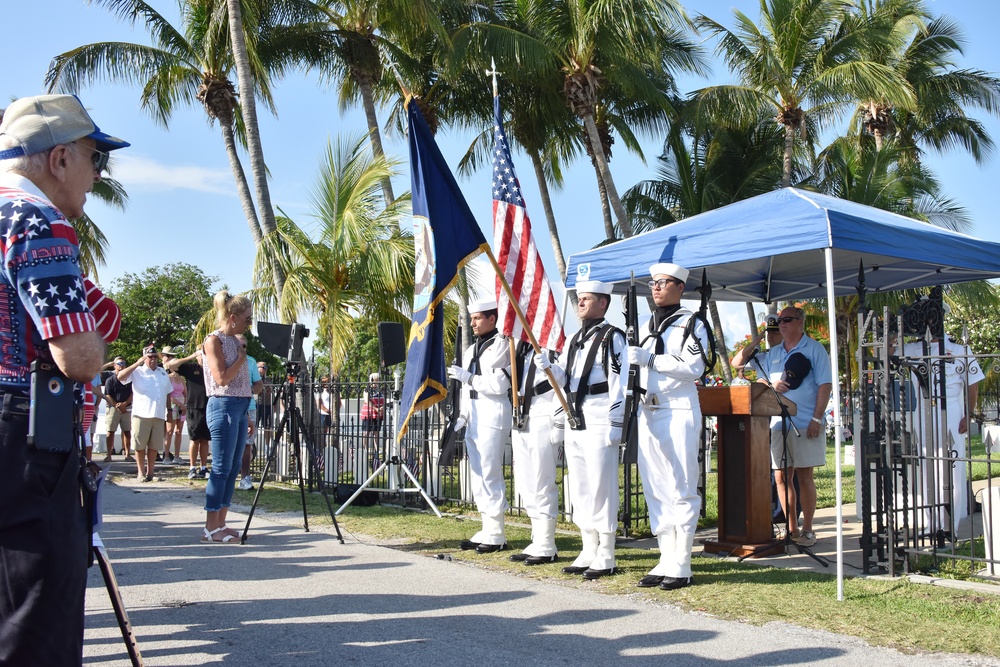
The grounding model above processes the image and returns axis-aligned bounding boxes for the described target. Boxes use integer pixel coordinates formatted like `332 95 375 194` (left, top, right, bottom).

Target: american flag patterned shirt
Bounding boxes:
0 173 103 393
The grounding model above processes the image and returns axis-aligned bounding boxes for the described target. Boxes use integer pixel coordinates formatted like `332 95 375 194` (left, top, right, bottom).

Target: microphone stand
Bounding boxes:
737 352 828 567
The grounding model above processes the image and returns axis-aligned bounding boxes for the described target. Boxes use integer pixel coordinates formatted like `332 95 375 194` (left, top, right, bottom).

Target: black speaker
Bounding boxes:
335 483 379 506
377 322 406 367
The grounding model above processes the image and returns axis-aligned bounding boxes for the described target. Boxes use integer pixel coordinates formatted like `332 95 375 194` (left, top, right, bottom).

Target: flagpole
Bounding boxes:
484 248 578 427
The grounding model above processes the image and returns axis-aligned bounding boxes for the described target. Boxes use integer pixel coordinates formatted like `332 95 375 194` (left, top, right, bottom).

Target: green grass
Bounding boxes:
200 476 1000 660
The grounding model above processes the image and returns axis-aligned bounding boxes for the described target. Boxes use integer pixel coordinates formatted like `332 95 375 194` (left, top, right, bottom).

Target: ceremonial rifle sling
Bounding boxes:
514 341 552 420
564 323 619 430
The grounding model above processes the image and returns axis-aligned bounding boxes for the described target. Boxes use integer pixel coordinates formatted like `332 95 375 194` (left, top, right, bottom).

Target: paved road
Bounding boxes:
85 478 999 666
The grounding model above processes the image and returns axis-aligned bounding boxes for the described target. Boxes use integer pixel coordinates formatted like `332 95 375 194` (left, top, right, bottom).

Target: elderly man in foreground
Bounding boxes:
0 94 128 665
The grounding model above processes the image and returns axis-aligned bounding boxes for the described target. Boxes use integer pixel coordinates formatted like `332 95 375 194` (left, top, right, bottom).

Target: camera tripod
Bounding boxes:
241 362 343 544
336 367 442 516
738 356 829 567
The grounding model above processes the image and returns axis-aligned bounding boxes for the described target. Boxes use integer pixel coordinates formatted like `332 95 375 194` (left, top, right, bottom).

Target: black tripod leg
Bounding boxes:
293 408 344 543
241 409 290 544
94 545 145 667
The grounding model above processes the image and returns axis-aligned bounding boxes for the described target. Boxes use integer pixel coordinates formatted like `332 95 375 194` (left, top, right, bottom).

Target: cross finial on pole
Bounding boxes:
486 57 500 97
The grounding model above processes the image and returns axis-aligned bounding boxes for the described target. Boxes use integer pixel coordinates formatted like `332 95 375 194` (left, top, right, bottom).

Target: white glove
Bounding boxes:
533 352 552 371
447 365 472 384
549 425 565 447
608 426 623 447
626 345 652 368
453 417 467 431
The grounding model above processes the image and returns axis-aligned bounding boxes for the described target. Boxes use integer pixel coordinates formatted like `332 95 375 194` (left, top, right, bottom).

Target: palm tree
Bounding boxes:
297 0 450 209
851 1 1000 162
458 0 704 239
45 0 306 294
252 133 413 374
697 0 915 187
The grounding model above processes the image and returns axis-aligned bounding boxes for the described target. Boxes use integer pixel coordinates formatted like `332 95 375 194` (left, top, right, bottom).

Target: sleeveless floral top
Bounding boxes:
202 330 252 397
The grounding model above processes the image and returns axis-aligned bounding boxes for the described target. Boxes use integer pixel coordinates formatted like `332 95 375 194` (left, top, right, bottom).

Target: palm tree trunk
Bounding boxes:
782 123 795 188
583 113 633 237
709 301 732 383
358 75 395 207
527 150 567 281
224 0 285 299
220 121 263 246
745 301 757 333
596 165 615 241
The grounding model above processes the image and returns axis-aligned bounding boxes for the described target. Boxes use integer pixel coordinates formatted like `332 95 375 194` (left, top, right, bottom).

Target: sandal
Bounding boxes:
201 527 238 544
219 525 240 539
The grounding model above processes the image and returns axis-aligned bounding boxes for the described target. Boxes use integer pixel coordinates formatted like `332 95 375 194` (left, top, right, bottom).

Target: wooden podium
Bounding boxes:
698 384 796 558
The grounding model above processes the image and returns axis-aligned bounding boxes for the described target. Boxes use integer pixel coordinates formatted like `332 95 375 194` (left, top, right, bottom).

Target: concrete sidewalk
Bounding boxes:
85 471 1000 667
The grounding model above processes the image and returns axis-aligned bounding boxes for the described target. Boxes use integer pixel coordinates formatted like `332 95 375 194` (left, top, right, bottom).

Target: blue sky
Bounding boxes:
4 0 998 349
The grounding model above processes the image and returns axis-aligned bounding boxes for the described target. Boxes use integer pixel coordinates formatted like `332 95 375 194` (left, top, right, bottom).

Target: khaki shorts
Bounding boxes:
106 408 131 433
770 428 826 469
131 416 165 452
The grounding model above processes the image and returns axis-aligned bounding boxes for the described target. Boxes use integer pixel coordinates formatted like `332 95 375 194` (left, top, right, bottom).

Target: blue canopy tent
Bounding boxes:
564 187 1000 600
566 188 1000 300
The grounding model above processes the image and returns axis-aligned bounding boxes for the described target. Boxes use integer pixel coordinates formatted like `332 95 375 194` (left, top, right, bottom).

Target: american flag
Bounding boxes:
491 96 565 353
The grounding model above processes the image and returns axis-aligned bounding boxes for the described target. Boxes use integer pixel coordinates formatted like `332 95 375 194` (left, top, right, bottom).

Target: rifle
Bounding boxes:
438 326 464 465
693 269 718 382
621 272 641 464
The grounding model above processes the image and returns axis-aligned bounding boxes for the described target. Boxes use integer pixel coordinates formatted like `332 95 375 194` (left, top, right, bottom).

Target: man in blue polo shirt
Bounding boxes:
755 306 832 548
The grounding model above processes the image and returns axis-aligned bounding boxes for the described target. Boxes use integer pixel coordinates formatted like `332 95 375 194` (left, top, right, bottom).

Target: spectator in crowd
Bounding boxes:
118 345 172 481
201 290 253 543
161 346 187 464
103 355 133 462
361 372 385 449
167 346 211 479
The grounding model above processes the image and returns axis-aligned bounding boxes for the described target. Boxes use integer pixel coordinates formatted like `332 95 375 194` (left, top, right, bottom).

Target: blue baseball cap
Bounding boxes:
0 94 129 159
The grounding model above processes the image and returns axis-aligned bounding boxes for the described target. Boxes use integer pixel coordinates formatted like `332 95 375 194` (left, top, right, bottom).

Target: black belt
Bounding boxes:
583 382 608 395
469 389 478 400
0 392 31 417
534 381 552 395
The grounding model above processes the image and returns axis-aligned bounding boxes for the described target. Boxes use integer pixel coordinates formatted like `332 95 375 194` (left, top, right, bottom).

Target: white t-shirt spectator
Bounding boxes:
123 366 173 420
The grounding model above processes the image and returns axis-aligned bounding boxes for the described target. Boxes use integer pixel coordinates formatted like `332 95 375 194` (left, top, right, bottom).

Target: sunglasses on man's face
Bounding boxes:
72 142 110 174
777 316 801 324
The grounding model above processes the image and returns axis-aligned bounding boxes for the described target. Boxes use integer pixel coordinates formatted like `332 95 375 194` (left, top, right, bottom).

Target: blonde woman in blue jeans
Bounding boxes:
201 289 253 543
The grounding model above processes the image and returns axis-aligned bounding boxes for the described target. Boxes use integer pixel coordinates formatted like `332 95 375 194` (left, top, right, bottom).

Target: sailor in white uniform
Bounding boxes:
448 299 513 552
536 280 625 579
509 342 560 565
626 262 710 590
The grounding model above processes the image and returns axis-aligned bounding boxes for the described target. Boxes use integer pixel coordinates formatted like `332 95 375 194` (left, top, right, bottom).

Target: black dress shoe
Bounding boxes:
637 575 664 588
509 552 531 562
460 540 481 551
562 565 589 575
524 554 558 566
659 576 693 590
582 567 616 580
475 542 507 554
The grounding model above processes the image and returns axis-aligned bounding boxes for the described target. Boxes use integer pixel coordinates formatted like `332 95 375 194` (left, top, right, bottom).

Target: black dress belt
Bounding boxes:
583 381 608 395
533 381 552 395
469 389 478 400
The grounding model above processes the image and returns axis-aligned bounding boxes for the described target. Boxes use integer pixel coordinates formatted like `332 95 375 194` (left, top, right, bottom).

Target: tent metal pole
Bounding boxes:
824 248 845 601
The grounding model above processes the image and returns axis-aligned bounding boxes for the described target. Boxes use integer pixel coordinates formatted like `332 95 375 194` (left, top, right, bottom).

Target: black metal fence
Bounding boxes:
246 372 652 535
856 307 1000 581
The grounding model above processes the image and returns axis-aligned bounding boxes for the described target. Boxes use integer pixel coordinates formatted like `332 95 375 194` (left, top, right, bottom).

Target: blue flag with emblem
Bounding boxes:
397 102 490 441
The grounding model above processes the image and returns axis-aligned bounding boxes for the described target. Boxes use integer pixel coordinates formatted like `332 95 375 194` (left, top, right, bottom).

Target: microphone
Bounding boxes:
745 346 760 365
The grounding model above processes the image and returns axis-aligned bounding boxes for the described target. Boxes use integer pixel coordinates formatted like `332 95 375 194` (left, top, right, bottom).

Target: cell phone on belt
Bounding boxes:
28 359 78 452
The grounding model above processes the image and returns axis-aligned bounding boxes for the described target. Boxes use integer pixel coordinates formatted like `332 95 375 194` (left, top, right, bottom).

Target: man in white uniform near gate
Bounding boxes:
509 341 560 565
626 263 710 590
903 325 982 537
536 280 625 580
448 299 513 552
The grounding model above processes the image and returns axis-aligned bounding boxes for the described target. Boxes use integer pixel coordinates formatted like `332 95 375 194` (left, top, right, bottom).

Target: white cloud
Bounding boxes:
111 154 235 196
